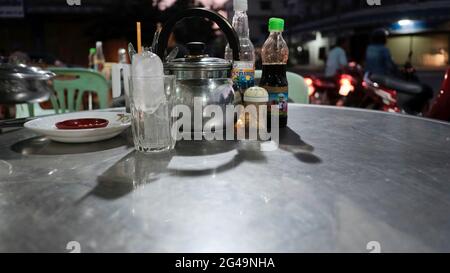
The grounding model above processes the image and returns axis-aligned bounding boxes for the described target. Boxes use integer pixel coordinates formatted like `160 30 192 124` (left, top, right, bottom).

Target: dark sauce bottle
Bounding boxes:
260 18 289 128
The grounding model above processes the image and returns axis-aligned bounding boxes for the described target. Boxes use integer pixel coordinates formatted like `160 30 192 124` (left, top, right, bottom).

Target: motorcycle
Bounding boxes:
360 50 439 115
426 68 450 122
361 67 434 115
305 62 364 106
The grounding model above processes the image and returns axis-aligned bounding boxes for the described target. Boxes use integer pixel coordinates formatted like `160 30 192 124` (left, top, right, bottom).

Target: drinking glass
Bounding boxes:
129 75 177 153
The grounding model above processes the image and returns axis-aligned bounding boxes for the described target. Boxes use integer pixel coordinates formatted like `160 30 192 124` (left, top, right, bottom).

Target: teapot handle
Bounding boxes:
156 8 240 61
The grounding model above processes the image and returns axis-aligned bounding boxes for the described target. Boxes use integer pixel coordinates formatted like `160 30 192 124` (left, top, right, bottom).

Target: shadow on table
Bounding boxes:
10 132 132 156
82 128 318 201
87 150 172 200
86 140 267 200
279 127 322 164
169 140 267 177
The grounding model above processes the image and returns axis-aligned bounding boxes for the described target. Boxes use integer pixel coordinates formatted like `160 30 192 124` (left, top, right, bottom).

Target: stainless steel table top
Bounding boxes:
0 105 450 253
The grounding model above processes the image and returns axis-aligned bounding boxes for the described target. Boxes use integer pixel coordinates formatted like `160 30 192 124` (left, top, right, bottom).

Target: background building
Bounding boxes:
0 0 163 65
2 0 450 70
0 0 219 65
290 0 450 69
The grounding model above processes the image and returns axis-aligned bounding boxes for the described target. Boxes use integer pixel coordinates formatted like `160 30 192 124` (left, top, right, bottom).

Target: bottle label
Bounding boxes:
232 61 255 92
262 86 288 117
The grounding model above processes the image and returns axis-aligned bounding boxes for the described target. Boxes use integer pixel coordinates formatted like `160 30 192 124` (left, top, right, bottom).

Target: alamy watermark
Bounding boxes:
366 0 381 6
169 98 280 150
67 0 379 8
65 241 382 253
367 241 382 253
66 0 81 6
66 241 81 253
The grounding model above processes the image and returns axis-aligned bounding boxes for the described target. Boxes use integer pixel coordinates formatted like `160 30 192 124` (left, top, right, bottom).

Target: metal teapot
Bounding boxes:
0 64 55 104
156 8 240 133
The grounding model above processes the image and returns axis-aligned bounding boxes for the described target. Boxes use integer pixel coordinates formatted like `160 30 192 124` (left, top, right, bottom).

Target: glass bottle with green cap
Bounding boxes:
260 18 289 128
88 48 96 70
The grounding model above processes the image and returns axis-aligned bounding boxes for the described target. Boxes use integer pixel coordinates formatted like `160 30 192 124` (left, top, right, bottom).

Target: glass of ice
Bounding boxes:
129 75 177 153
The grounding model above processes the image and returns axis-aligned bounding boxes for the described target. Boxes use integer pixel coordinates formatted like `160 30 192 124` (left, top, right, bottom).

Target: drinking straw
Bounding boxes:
136 22 142 54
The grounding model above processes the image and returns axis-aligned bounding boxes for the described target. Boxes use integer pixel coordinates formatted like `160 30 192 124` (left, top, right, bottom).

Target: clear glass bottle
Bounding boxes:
260 18 289 128
94 41 105 72
225 0 255 99
118 48 128 64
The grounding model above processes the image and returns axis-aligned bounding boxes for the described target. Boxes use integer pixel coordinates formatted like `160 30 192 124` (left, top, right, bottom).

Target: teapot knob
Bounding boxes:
186 42 206 57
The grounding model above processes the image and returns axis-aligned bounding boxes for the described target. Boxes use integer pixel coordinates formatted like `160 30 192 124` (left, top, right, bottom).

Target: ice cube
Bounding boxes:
132 77 167 113
132 51 164 77
131 51 166 112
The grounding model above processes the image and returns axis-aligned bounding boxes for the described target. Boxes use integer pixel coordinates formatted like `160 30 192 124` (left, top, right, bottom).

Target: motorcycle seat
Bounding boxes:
369 74 423 95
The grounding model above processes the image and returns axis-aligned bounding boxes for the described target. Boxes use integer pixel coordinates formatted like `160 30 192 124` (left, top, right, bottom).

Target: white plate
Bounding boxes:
24 111 131 143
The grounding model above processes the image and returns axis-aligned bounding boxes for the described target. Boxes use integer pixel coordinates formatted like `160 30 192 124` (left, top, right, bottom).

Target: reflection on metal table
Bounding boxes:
0 104 450 252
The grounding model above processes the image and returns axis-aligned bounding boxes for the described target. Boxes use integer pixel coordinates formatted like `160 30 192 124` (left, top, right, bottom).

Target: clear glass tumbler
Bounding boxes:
129 75 177 153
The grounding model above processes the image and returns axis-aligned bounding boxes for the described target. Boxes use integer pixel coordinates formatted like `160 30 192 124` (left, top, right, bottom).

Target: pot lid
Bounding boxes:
166 42 232 71
0 64 55 80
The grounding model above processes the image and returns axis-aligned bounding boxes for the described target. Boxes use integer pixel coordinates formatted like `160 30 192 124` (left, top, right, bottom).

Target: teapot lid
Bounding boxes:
0 64 55 80
166 42 232 71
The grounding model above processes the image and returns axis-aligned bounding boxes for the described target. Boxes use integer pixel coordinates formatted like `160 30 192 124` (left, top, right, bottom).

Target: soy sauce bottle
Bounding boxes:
260 18 289 128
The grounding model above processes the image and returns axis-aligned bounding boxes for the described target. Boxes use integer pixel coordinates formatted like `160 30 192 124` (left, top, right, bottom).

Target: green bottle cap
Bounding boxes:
269 18 285 32
89 48 96 54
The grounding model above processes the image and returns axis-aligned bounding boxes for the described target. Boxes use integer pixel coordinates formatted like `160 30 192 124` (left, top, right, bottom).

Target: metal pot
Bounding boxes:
156 8 240 133
0 64 55 104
